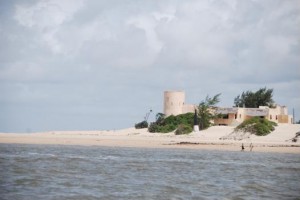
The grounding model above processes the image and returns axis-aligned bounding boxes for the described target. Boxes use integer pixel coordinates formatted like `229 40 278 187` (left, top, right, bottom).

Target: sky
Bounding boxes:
0 0 300 132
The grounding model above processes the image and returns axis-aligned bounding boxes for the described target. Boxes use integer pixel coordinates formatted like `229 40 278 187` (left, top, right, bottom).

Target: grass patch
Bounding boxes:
235 117 277 136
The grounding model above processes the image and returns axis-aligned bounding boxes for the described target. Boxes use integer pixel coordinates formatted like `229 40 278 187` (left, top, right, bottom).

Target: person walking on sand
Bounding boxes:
241 143 245 151
250 143 253 152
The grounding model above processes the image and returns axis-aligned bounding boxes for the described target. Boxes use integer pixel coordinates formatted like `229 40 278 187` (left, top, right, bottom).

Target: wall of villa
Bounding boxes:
182 104 196 114
214 106 293 126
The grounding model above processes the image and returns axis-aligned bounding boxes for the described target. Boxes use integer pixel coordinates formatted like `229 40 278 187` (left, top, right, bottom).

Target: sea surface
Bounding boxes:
0 144 299 200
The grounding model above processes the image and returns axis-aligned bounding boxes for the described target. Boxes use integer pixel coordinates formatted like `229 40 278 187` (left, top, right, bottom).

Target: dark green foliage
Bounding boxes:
148 113 194 133
198 94 221 130
175 124 193 135
155 113 165 123
135 120 148 129
234 87 274 108
234 117 277 136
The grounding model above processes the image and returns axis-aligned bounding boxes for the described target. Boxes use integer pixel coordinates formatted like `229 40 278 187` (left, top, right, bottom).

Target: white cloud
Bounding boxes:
127 15 163 52
14 0 85 54
14 0 84 28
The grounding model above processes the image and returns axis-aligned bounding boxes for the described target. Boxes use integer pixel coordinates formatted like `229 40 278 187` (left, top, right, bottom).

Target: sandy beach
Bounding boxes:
0 124 300 154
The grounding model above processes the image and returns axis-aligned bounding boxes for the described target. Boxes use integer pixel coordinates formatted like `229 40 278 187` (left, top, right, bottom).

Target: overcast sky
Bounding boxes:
1 0 300 132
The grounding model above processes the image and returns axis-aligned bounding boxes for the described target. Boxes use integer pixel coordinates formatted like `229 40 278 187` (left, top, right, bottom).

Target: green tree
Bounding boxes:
198 94 221 130
234 87 274 108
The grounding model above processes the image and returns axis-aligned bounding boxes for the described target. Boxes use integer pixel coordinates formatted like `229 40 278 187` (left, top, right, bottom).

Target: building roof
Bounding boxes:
216 108 238 114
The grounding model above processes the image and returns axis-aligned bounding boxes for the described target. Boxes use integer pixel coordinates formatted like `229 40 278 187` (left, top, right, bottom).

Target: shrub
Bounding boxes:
160 124 177 133
175 124 193 135
148 113 194 133
135 120 148 129
148 122 159 132
235 117 277 136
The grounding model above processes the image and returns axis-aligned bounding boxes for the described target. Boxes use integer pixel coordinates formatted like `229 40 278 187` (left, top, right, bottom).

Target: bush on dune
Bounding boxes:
175 124 193 135
135 120 148 129
148 113 194 134
234 117 277 136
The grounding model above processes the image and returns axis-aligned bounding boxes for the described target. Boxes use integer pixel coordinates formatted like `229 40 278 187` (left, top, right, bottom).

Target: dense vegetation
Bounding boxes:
198 94 221 130
175 124 193 135
234 87 274 108
135 120 148 129
148 113 194 133
234 117 277 136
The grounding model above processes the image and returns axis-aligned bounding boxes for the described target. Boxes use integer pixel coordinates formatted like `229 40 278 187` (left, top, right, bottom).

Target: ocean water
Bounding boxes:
0 144 299 200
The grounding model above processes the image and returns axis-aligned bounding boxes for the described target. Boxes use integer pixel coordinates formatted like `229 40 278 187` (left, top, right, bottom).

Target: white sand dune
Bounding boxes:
0 124 299 154
250 124 300 143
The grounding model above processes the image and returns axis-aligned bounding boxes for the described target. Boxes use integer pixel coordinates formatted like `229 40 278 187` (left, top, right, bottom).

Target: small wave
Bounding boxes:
242 183 268 193
275 166 300 173
28 152 57 157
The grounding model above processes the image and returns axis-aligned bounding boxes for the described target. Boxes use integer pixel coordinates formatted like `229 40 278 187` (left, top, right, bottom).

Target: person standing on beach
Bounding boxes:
250 143 254 152
241 143 245 151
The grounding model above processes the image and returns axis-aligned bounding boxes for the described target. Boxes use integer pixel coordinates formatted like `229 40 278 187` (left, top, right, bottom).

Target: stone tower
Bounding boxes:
163 91 185 116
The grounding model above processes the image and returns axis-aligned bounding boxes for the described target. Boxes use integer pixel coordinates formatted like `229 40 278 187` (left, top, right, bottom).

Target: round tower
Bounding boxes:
163 91 185 116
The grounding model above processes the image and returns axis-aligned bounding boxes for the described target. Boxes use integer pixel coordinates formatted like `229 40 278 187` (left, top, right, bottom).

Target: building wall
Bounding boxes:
163 91 185 116
236 108 245 123
268 106 280 123
278 115 289 123
214 113 237 125
266 106 292 124
214 106 293 125
182 104 196 114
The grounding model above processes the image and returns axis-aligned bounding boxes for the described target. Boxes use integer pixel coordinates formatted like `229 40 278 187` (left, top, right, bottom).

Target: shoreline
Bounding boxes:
0 140 299 154
1 124 300 154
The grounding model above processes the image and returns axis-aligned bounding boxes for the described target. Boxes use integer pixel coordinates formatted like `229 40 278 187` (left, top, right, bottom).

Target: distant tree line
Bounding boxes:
234 87 274 108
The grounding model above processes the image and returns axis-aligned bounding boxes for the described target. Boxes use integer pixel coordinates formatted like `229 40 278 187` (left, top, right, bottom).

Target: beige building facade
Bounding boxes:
163 91 293 125
214 106 293 126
